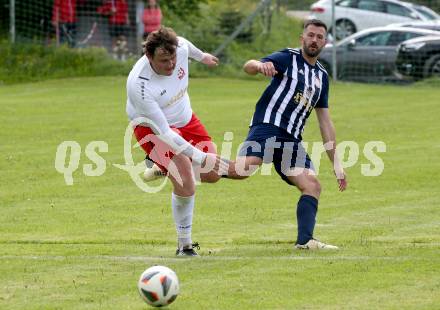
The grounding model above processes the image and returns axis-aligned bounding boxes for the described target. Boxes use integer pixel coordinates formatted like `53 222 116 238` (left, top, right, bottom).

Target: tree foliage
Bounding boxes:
160 0 207 20
412 0 440 13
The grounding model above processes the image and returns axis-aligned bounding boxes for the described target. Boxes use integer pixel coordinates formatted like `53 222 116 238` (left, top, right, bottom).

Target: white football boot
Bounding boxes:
295 239 339 250
142 163 166 182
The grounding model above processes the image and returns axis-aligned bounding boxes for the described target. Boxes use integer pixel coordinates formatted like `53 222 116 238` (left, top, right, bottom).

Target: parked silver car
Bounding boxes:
318 26 440 82
389 20 440 31
309 0 440 39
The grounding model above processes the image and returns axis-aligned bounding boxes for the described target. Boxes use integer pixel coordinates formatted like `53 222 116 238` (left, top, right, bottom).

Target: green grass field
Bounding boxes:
1 77 439 309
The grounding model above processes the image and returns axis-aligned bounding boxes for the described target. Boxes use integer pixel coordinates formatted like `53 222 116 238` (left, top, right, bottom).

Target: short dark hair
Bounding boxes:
143 27 178 57
303 19 327 33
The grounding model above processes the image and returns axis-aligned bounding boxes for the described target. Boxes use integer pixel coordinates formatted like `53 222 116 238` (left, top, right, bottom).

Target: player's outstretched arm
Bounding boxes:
243 60 278 77
315 108 347 192
201 53 219 67
183 37 218 67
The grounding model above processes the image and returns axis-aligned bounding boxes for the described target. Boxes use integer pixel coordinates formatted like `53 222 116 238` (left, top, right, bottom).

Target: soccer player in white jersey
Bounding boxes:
227 19 348 250
126 27 228 256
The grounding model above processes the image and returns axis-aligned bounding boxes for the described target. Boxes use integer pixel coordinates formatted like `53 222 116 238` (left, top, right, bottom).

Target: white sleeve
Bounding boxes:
128 82 207 165
180 37 204 62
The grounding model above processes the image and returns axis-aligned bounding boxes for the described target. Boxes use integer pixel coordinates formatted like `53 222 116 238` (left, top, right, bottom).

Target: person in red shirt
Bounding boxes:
98 0 130 60
52 0 77 47
142 0 162 40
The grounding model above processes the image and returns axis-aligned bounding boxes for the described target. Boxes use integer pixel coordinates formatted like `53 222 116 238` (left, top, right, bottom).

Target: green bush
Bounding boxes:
169 3 303 78
0 1 304 84
0 41 134 84
414 77 440 87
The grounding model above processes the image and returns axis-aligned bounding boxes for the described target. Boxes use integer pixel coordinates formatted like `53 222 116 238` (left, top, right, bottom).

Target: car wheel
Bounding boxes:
335 19 356 40
423 55 440 78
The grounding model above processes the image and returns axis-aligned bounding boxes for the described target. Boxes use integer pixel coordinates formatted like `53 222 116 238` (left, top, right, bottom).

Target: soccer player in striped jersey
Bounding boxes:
126 27 228 256
230 19 347 250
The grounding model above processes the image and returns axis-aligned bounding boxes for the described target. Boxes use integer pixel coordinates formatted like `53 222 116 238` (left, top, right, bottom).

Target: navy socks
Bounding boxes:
296 195 318 245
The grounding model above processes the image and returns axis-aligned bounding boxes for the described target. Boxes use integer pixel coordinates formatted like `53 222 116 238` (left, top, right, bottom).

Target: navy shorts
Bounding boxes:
238 123 314 186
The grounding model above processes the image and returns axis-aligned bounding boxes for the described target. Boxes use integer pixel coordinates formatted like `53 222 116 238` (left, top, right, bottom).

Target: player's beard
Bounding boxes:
303 42 324 58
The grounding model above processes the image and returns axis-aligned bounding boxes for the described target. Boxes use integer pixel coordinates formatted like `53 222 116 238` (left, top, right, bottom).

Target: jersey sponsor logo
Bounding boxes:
177 67 186 80
298 69 304 75
165 87 188 107
293 91 313 113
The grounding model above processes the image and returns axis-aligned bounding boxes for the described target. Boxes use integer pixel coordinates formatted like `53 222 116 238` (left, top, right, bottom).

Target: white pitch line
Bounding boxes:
0 255 430 262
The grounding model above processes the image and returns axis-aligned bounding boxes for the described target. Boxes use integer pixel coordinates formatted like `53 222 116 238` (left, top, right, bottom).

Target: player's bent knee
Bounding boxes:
172 180 195 197
169 169 196 196
308 179 321 197
297 177 321 198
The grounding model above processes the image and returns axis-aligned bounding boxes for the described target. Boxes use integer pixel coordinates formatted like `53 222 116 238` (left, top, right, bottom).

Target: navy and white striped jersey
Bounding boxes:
250 48 329 141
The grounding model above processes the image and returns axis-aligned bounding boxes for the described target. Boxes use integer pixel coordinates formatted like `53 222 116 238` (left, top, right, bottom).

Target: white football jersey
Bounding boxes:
125 37 207 164
126 37 203 128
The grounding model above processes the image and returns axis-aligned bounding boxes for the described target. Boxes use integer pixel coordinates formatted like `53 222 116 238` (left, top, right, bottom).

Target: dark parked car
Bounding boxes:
396 35 440 79
318 26 440 82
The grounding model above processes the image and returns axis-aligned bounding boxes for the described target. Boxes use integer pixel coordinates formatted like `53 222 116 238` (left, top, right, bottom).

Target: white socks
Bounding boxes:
171 193 195 248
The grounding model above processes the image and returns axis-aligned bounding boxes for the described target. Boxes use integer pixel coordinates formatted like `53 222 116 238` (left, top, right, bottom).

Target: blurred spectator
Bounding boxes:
52 0 77 47
97 0 129 61
142 0 162 40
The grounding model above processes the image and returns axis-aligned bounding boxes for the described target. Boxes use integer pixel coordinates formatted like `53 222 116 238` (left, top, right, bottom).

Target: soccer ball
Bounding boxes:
137 265 180 307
